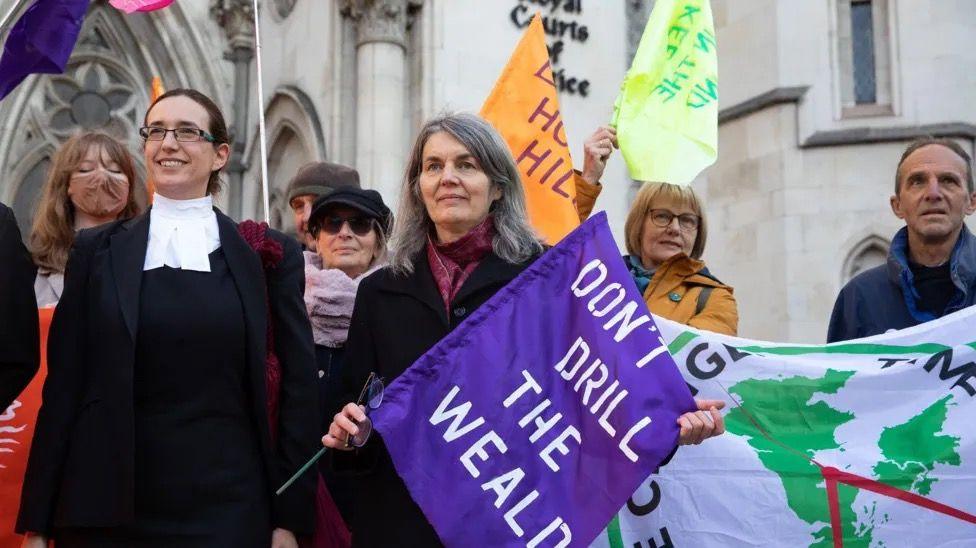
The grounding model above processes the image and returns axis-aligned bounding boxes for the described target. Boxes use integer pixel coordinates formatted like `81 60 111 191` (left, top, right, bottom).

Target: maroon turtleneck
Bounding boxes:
426 216 495 312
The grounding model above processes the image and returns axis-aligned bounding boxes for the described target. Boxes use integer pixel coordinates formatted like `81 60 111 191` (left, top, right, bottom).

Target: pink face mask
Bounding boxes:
67 166 130 219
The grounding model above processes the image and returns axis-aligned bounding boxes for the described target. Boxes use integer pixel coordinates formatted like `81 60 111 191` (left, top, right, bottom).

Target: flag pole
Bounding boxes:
0 0 30 34
252 0 270 223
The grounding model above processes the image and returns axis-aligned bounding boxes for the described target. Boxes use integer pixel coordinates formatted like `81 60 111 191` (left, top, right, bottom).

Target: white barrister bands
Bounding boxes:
144 193 220 272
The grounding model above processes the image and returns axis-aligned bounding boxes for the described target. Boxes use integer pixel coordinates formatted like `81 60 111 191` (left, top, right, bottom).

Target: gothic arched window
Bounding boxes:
267 126 311 234
273 0 297 19
0 1 221 231
45 61 139 140
843 235 890 283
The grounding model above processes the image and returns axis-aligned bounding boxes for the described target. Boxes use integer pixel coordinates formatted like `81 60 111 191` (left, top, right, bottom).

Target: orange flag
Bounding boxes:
0 308 53 548
146 76 165 204
151 75 164 101
480 15 579 244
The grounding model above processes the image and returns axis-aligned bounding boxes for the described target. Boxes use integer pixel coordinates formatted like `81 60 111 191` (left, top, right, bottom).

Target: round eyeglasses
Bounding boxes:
648 209 700 232
139 126 216 143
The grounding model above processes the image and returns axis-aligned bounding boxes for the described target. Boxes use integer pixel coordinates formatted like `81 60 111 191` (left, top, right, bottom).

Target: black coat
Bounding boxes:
332 248 541 547
0 202 39 410
16 210 319 536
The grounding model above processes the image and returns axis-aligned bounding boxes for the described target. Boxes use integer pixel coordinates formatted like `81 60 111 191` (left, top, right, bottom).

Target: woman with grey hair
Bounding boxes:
320 112 544 546
319 113 725 546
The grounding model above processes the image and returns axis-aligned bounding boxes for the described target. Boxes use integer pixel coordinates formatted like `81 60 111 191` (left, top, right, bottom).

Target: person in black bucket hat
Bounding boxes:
301 186 391 526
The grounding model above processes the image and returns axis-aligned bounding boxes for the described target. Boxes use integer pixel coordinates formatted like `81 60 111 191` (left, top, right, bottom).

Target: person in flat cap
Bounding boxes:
302 186 391 525
287 162 361 251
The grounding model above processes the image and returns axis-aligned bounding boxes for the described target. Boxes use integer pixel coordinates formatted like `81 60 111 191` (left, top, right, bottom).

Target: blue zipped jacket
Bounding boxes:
827 224 976 342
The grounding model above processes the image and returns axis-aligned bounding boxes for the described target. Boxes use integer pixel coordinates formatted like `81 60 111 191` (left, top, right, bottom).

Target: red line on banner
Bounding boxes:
821 465 976 523
824 475 843 548
716 381 976 548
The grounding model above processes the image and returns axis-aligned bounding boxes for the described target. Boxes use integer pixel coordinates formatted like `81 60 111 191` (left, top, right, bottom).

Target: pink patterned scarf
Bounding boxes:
426 216 495 312
304 251 381 347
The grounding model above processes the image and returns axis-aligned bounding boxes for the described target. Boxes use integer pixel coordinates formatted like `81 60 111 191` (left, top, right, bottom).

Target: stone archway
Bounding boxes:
0 1 229 227
842 235 890 283
242 86 326 225
267 125 312 233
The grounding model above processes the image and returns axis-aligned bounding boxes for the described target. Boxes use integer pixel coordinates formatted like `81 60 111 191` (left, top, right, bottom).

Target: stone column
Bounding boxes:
211 0 255 219
341 0 420 207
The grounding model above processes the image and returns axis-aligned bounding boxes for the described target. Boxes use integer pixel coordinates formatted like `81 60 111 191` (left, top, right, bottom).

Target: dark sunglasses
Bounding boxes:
316 215 374 237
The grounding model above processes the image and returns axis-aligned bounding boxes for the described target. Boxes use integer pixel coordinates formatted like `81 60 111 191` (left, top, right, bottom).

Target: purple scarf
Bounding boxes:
426 216 495 312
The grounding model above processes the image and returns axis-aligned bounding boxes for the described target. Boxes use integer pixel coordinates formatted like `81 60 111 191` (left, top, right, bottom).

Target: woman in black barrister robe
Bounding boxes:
17 89 319 548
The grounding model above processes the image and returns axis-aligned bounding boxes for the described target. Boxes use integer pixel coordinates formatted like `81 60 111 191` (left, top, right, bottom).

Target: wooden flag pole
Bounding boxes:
252 0 270 223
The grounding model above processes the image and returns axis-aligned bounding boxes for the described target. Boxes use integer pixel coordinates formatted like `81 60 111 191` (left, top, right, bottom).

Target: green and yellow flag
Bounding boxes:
611 0 718 185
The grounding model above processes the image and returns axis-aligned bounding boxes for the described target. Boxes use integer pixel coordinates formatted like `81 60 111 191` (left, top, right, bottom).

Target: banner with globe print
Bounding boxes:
594 307 976 548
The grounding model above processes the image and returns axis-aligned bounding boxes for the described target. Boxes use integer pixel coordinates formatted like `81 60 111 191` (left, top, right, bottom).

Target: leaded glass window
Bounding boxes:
851 0 877 105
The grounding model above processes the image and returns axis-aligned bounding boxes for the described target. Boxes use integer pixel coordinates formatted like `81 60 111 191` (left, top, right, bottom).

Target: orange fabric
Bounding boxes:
150 76 165 102
480 15 578 244
572 172 601 223
0 308 52 548
641 253 738 335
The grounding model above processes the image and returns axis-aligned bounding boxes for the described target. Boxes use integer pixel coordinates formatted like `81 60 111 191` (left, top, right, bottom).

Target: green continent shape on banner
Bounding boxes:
872 395 961 495
726 369 869 548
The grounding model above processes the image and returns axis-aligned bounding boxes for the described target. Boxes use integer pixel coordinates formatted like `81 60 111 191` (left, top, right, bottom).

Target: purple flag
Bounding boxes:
371 212 696 547
0 0 90 101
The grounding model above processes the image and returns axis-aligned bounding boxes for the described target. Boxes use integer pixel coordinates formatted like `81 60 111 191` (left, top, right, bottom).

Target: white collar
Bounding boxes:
143 193 221 272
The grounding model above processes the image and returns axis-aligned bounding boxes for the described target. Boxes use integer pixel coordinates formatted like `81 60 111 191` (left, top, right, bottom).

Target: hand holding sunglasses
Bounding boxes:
276 373 384 496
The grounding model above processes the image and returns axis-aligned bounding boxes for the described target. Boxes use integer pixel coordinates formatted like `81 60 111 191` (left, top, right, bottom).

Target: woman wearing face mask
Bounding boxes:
302 186 391 524
17 89 318 548
29 132 141 307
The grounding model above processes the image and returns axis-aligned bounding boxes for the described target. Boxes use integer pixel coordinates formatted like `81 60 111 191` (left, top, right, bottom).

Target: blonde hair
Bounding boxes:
30 132 141 273
624 182 707 260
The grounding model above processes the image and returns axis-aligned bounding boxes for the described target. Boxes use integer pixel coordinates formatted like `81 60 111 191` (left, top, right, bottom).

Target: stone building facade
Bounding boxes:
0 0 973 343
703 0 976 342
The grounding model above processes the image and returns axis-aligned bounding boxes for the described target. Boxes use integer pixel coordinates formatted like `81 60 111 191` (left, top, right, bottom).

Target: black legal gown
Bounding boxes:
58 249 270 547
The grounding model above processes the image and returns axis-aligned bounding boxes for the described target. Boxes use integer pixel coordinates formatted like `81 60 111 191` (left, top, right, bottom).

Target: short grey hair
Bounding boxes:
389 112 544 274
895 137 974 194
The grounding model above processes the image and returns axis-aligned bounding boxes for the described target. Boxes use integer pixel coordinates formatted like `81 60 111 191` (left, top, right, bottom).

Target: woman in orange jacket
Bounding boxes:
574 126 738 335
622 182 738 334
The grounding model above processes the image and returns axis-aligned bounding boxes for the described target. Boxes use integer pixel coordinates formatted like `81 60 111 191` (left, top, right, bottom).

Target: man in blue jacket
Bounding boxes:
828 138 976 342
